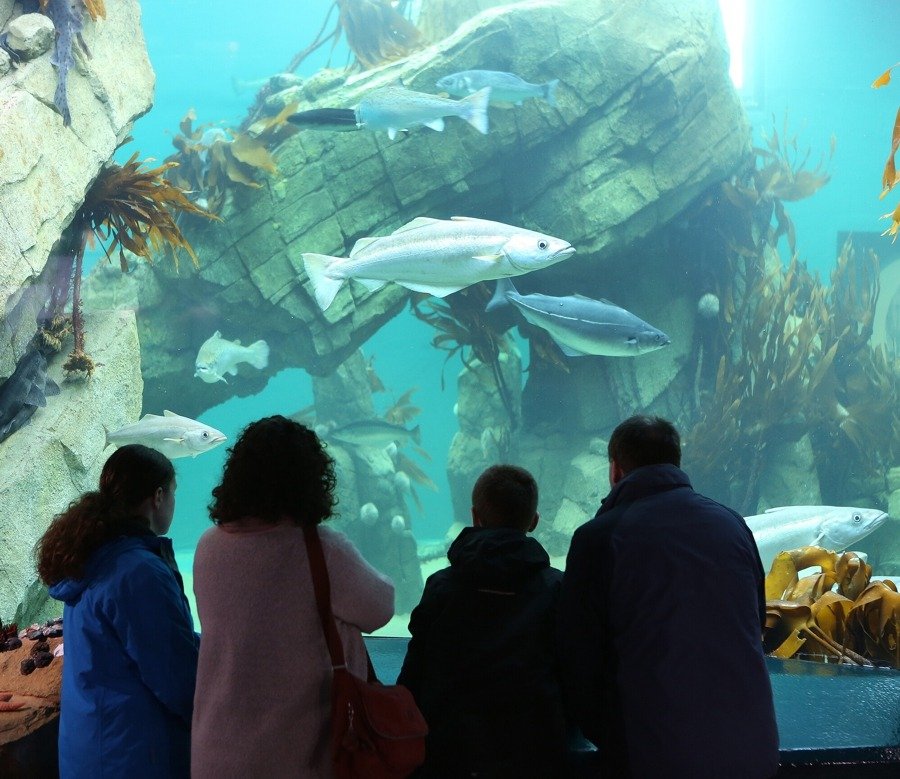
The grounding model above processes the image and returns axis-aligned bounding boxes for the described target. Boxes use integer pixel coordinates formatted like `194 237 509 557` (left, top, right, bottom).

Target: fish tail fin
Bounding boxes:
486 277 515 312
461 87 491 134
103 424 110 448
247 340 270 370
302 253 344 310
544 79 559 107
410 424 421 445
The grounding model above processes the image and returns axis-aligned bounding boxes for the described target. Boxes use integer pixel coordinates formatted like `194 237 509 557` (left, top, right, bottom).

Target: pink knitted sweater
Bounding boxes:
190 523 395 778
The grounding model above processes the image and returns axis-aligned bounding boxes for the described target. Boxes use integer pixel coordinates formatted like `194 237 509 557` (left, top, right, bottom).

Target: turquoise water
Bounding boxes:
87 0 900 629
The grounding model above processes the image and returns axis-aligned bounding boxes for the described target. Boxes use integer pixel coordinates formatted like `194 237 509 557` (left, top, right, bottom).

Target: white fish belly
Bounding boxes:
517 307 637 356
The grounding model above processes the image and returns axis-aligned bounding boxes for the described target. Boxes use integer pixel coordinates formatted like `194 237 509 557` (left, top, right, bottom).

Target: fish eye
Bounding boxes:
852 513 861 522
538 240 548 250
201 431 210 440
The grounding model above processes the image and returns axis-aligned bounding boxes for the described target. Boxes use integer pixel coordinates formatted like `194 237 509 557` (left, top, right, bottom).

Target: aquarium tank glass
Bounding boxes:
1 0 899 670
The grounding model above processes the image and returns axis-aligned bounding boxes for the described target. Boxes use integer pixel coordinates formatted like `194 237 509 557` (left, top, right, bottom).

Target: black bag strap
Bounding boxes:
303 525 378 682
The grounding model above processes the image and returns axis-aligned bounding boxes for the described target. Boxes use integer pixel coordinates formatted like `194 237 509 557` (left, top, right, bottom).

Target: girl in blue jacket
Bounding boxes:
36 444 199 779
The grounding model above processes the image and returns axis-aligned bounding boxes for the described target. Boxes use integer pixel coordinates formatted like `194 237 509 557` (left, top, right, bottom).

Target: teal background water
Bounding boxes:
106 1 900 598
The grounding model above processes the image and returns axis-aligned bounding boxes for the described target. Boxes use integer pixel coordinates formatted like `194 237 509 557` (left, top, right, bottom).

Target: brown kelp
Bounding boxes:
55 152 215 378
871 64 900 238
164 106 297 214
763 545 899 668
411 285 520 428
286 0 421 73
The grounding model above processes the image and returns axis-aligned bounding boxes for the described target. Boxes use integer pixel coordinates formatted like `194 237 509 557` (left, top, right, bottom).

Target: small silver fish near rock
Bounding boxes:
326 418 421 449
487 278 670 357
436 70 558 107
356 85 491 140
106 411 227 459
195 331 269 384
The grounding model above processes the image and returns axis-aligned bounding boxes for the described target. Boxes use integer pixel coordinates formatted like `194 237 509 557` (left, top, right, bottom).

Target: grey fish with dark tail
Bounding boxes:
0 349 60 444
486 278 671 357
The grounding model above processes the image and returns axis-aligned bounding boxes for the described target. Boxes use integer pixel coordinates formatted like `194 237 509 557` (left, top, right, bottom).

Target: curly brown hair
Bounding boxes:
36 445 175 585
208 415 337 526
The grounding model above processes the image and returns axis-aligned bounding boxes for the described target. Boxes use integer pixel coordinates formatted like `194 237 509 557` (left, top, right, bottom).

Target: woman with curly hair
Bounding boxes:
37 444 199 779
191 415 394 778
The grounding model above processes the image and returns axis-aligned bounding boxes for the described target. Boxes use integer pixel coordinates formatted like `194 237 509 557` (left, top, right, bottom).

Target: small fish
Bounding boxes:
872 63 900 89
302 216 575 311
326 419 421 449
106 411 227 459
486 278 670 357
436 70 558 107
745 505 888 573
194 331 269 384
0 350 60 444
356 85 490 140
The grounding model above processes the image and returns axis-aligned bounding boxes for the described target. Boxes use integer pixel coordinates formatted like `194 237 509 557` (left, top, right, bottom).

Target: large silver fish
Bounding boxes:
437 70 558 107
106 411 227 459
195 331 269 384
356 85 491 140
486 278 670 357
745 505 888 572
302 216 575 311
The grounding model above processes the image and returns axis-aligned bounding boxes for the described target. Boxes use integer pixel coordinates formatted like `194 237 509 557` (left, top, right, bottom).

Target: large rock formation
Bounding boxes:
134 0 749 421
0 0 154 619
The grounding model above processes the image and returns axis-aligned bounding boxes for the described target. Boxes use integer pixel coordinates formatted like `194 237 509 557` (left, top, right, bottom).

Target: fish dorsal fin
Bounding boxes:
571 294 596 302
213 330 221 338
234 339 242 345
391 217 442 234
349 236 381 257
451 216 491 223
163 410 186 420
140 413 165 421
764 507 791 514
597 298 620 306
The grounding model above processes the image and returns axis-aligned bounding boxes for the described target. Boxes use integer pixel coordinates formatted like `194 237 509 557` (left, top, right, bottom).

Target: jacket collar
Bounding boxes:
598 463 692 514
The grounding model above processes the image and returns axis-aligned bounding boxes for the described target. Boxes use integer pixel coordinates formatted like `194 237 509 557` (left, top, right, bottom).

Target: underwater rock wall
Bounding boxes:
135 0 748 419
0 309 143 622
0 0 153 377
0 0 153 619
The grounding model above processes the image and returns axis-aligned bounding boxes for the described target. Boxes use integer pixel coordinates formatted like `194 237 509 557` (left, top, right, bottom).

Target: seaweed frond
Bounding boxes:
286 0 422 73
80 152 217 271
59 149 218 378
165 106 296 214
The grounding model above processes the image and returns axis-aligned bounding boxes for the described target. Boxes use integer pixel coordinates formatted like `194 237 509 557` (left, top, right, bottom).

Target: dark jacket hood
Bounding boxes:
599 463 691 515
447 526 550 587
49 533 172 604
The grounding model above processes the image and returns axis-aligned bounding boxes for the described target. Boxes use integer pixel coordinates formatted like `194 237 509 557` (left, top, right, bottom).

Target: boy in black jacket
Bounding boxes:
398 465 567 779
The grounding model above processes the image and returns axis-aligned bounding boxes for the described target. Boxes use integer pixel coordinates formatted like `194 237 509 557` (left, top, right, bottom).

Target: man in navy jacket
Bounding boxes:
558 415 779 778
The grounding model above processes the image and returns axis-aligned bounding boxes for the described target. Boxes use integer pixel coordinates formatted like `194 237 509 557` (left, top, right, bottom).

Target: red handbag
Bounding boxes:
303 525 428 778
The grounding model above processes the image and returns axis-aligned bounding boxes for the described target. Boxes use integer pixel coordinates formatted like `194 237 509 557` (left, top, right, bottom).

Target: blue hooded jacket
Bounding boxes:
49 533 199 779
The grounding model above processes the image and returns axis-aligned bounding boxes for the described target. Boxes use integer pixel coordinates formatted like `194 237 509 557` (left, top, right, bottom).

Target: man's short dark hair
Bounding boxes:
471 464 538 531
608 415 681 473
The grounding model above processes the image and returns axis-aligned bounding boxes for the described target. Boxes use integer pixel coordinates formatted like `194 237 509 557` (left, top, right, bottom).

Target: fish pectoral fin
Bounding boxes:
398 282 467 297
472 253 503 262
557 342 589 357
163 437 185 443
626 337 638 345
424 118 445 131
812 531 826 545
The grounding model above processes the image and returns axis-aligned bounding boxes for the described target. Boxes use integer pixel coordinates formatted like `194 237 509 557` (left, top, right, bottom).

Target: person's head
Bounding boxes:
36 444 176 585
208 415 337 526
471 464 539 532
607 415 681 485
101 445 178 535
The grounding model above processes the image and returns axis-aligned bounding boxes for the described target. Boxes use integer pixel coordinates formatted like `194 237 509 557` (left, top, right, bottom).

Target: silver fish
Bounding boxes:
356 85 490 140
327 419 421 449
437 70 558 107
745 505 889 572
106 411 227 459
486 278 670 357
195 330 270 384
0 350 60 443
302 216 575 311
